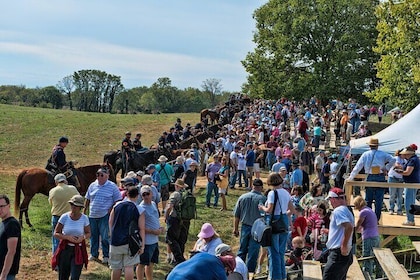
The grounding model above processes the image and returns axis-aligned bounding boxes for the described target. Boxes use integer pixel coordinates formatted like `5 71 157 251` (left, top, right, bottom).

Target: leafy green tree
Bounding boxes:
242 0 379 103
72 70 124 112
202 78 222 107
114 86 149 113
365 0 420 111
38 86 63 109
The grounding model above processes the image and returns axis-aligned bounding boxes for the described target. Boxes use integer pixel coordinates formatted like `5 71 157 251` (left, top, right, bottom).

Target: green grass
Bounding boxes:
0 104 245 279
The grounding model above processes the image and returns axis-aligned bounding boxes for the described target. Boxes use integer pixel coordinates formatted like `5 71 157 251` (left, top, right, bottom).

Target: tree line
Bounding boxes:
0 73 228 114
242 0 419 111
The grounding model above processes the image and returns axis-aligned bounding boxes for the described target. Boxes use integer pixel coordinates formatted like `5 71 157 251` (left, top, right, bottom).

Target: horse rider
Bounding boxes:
121 131 133 176
46 136 70 174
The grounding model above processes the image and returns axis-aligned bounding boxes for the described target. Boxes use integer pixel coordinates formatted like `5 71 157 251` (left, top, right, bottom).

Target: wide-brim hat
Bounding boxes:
400 148 415 155
158 155 168 162
68 194 85 207
174 178 188 188
197 223 216 239
367 138 379 146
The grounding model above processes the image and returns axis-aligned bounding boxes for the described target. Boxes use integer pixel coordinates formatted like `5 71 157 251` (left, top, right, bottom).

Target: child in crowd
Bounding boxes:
286 236 305 268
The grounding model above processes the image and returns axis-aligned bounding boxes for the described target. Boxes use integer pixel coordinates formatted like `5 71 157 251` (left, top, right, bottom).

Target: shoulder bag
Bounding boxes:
271 189 288 234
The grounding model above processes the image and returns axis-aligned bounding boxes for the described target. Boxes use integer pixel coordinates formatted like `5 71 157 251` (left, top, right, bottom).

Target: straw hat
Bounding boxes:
367 138 379 146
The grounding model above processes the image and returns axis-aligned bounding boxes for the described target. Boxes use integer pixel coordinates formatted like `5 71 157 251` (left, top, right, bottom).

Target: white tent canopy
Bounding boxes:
350 103 420 155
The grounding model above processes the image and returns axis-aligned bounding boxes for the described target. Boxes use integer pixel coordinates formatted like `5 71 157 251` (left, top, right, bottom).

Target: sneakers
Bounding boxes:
402 221 415 226
397 211 403 216
102 257 109 264
88 255 99 261
166 253 174 264
389 210 394 215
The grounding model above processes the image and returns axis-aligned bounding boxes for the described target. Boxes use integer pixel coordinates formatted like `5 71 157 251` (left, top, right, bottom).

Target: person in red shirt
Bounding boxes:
291 206 307 239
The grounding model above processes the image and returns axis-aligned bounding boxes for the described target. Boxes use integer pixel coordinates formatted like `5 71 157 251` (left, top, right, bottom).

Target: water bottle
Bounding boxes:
258 201 265 216
320 225 327 244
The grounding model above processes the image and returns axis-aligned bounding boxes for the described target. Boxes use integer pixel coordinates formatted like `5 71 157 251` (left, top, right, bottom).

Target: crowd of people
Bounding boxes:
2 96 419 280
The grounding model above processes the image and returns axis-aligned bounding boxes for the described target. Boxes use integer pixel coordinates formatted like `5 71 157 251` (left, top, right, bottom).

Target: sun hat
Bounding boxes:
158 155 168 162
215 243 232 256
197 223 216 239
367 138 379 146
136 170 144 177
140 185 152 194
326 187 345 200
400 148 415 155
174 179 188 188
126 171 137 178
146 164 156 171
54 173 67 183
68 194 85 207
121 177 136 185
141 175 153 185
279 166 287 171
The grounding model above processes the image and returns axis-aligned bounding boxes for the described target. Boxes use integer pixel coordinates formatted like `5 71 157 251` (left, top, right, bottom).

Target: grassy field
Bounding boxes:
0 104 248 279
0 104 416 279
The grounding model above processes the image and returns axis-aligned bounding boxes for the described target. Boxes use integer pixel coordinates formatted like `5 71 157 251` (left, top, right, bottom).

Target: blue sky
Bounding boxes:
0 1 264 92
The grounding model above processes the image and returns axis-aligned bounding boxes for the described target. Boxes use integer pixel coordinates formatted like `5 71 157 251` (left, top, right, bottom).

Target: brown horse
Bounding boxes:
14 164 115 227
200 109 219 125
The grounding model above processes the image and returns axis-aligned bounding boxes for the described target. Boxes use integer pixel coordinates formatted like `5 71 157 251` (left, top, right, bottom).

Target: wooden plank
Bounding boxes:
380 235 397 247
303 260 323 280
346 255 364 280
345 181 420 189
413 241 420 255
373 248 410 280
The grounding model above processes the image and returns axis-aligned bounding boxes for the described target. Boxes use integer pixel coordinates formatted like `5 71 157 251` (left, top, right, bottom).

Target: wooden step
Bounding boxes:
373 248 410 280
303 260 323 280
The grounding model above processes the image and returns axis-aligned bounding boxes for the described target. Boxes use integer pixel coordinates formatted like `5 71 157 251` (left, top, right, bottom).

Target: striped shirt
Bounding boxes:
85 180 121 218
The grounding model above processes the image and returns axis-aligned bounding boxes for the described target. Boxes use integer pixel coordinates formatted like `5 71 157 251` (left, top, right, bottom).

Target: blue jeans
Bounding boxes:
205 182 219 207
89 214 110 258
405 188 417 222
267 214 288 280
6 275 15 280
237 170 248 187
52 215 61 254
362 236 380 275
388 177 404 212
237 224 261 273
229 171 238 188
365 174 386 221
266 151 276 170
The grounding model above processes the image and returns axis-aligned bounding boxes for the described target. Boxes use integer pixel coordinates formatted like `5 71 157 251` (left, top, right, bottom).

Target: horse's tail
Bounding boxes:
14 170 26 216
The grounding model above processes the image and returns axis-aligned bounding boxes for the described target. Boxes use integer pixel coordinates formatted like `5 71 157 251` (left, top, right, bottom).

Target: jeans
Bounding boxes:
365 174 386 221
267 214 288 280
323 248 353 280
266 151 276 170
6 275 15 280
59 245 83 280
237 170 248 187
405 188 417 222
237 224 261 273
206 182 219 207
229 170 238 188
52 215 61 254
89 214 110 258
388 177 404 212
362 236 380 275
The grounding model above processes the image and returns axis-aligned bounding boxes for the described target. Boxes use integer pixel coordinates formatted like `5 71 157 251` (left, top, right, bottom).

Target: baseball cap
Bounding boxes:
215 243 232 256
146 164 155 171
121 177 136 185
54 173 67 183
326 187 345 199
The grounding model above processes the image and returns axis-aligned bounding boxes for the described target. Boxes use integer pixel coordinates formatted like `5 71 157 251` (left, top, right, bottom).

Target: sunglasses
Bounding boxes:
96 173 106 177
142 192 150 197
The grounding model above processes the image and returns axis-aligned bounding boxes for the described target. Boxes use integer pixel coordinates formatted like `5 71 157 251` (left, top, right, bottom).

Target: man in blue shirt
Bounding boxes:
233 179 266 274
290 160 303 187
347 138 395 221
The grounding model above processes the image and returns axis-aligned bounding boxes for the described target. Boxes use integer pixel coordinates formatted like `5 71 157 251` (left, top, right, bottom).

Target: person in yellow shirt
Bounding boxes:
49 173 79 253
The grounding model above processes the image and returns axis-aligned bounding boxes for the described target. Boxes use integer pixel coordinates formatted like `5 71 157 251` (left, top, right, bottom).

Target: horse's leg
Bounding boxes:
20 195 34 227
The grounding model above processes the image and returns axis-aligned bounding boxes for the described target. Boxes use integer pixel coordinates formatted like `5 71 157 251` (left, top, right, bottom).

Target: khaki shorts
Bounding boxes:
109 244 139 269
247 166 254 177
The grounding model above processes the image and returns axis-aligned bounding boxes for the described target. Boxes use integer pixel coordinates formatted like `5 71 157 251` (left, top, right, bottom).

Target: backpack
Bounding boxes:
175 189 197 220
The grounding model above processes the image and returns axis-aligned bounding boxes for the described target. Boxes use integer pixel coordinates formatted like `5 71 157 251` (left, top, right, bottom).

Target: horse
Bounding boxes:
103 150 123 178
200 109 219 125
14 164 115 228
